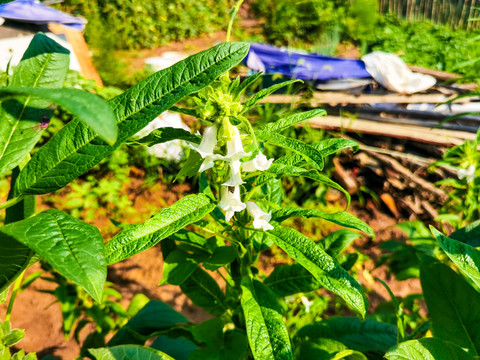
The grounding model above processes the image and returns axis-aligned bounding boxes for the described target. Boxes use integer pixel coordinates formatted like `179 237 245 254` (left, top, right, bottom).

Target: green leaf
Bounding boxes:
243 79 300 111
0 209 106 302
261 177 282 207
314 138 359 157
135 127 201 146
190 329 248 360
295 317 397 355
0 33 69 177
431 227 480 289
240 278 293 360
396 221 432 239
180 267 228 316
191 318 224 346
89 345 174 360
0 87 117 145
160 249 204 286
323 229 362 257
233 72 263 99
296 339 367 360
108 300 187 346
3 329 25 347
257 109 326 134
14 42 250 196
266 163 351 207
169 229 209 249
105 194 215 265
175 150 203 181
269 138 358 171
258 132 324 170
272 207 373 237
203 246 237 271
450 219 480 247
420 262 480 355
266 227 367 317
385 338 475 360
169 105 198 117
151 336 197 360
264 264 321 297
0 163 37 294
0 240 36 296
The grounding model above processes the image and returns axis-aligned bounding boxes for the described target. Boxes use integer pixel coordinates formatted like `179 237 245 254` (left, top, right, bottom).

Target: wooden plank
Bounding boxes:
48 23 103 87
407 65 461 81
307 115 477 147
263 92 474 106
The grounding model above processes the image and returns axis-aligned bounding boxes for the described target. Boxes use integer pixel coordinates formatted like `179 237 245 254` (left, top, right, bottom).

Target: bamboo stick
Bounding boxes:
467 0 477 30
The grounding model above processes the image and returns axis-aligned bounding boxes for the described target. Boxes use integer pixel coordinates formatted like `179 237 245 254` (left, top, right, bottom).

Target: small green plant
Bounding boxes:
0 319 35 360
0 31 380 359
430 136 480 227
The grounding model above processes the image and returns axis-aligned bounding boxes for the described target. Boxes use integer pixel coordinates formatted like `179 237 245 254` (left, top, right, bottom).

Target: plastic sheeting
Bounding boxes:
136 112 190 162
244 43 371 81
0 0 86 30
362 52 436 94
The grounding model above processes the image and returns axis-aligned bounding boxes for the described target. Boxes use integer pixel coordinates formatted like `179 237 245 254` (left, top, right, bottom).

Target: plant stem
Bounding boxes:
5 270 25 322
217 269 234 287
0 196 24 211
226 0 244 43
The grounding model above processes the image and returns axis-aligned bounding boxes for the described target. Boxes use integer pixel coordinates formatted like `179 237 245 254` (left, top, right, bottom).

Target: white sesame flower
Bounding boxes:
301 296 314 313
225 126 251 162
243 151 274 172
191 124 223 172
458 164 476 183
223 159 245 186
219 186 246 222
246 201 274 231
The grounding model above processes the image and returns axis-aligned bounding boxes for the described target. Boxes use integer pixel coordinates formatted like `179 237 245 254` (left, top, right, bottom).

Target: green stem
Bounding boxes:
0 196 23 211
5 270 25 322
217 269 234 287
241 117 259 151
226 0 244 43
193 224 232 242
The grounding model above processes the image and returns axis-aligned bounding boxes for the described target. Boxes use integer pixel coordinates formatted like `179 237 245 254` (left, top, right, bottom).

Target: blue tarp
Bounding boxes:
244 43 371 81
0 0 86 30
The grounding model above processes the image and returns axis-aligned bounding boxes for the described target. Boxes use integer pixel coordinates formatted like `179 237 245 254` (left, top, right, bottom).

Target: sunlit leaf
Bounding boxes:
267 227 367 317
241 278 293 360
421 262 480 355
105 194 215 265
0 209 106 302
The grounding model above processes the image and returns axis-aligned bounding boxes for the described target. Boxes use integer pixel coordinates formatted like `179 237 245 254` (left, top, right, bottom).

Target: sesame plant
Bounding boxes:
0 26 380 359
430 136 480 228
0 32 249 358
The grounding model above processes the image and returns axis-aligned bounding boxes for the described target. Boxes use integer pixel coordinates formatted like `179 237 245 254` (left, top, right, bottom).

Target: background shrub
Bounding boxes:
58 0 233 50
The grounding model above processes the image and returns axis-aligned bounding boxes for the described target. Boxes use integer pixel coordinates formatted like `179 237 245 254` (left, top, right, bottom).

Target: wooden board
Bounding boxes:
407 65 461 81
307 115 477 147
263 92 475 106
48 23 103 87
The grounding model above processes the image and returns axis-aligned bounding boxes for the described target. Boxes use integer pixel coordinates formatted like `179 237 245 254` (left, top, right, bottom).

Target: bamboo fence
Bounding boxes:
378 0 480 29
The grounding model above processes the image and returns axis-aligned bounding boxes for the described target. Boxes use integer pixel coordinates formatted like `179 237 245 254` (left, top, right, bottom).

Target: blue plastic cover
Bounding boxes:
244 43 371 81
0 0 86 30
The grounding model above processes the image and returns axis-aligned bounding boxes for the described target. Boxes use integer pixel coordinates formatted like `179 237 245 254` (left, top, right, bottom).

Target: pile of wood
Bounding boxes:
329 132 457 221
284 66 477 221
